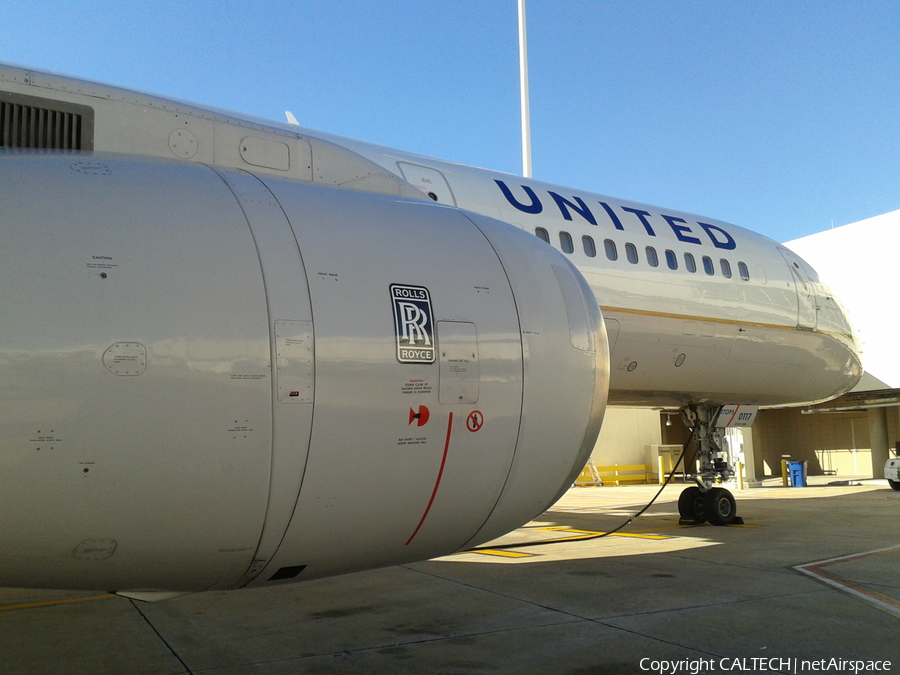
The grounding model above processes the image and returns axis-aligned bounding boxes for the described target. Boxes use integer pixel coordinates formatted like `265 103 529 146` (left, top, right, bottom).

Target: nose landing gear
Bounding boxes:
676 404 742 526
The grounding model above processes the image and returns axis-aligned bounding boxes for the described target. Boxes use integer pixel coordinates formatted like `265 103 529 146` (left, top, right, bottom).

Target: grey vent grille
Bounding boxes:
1 92 94 150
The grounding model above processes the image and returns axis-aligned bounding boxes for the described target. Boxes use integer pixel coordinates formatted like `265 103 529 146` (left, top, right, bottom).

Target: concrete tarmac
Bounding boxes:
2 479 899 674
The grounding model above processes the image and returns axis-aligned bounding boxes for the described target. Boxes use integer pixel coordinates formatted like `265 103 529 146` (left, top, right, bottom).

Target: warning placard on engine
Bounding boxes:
391 284 435 364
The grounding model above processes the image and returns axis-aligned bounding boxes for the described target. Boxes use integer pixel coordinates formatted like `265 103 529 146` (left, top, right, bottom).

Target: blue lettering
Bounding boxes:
495 180 739 251
598 202 625 231
495 180 543 214
662 215 702 245
549 192 597 225
699 222 737 250
621 207 656 236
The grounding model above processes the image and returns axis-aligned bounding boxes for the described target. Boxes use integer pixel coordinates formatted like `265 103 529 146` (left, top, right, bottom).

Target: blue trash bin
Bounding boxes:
788 460 808 487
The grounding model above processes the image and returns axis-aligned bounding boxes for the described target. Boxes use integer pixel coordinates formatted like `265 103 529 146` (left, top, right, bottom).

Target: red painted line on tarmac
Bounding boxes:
406 412 453 546
795 544 900 618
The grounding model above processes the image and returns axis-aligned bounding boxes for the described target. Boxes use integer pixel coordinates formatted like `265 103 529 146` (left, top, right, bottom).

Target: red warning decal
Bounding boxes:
409 405 430 427
466 410 484 432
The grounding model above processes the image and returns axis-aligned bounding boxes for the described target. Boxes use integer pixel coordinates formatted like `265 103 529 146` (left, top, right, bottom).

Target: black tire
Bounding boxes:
704 487 737 526
889 479 900 491
678 487 707 524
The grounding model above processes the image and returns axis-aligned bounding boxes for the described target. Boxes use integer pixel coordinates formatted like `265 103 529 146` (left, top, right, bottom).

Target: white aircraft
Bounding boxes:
0 64 861 599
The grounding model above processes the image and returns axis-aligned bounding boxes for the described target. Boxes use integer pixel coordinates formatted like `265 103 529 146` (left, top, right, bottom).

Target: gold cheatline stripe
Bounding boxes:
0 594 115 612
600 306 853 341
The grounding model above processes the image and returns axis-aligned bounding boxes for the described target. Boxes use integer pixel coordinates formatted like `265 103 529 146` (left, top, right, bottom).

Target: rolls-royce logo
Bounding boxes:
391 284 434 364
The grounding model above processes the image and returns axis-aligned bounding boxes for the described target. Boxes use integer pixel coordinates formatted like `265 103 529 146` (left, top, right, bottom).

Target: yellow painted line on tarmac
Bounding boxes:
470 549 536 558
464 526 674 557
540 527 670 540
0 594 116 612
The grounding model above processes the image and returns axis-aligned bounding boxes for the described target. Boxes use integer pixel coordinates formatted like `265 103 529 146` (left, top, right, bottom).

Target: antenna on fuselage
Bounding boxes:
518 0 533 178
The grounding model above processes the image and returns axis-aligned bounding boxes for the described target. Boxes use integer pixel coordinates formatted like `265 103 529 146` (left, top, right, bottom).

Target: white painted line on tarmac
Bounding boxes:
795 544 900 619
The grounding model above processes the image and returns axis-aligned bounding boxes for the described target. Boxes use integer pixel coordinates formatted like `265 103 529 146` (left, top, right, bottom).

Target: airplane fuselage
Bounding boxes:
309 130 862 407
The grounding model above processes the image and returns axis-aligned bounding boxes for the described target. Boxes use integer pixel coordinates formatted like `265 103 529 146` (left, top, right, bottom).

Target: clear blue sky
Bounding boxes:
3 1 899 242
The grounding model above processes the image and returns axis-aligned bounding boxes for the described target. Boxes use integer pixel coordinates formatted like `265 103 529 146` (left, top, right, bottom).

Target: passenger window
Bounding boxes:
684 253 697 273
720 259 732 278
582 235 596 258
738 261 750 280
625 243 639 264
604 239 618 261
665 249 678 270
646 246 659 268
535 227 550 244
559 231 574 254
702 256 714 276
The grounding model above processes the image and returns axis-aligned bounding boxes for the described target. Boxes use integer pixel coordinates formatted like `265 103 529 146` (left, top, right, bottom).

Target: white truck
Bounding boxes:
886 453 900 491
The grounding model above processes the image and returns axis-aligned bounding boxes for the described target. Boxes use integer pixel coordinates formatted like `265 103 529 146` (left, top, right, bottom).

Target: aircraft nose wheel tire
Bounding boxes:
677 487 707 524
704 487 737 526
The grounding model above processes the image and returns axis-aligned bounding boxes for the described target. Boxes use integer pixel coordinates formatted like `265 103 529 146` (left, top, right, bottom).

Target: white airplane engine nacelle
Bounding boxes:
0 154 608 594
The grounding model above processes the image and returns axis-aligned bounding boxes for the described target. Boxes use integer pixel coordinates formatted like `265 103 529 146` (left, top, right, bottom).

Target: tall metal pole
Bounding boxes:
518 0 533 178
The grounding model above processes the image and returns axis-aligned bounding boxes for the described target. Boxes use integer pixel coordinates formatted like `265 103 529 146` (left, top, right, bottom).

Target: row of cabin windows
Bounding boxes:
536 228 751 281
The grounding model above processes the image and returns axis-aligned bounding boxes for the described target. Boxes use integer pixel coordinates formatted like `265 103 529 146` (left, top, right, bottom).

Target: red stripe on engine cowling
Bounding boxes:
405 412 454 546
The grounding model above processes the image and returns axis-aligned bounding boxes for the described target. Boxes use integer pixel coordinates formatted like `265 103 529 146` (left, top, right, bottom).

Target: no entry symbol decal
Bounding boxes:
466 410 484 432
